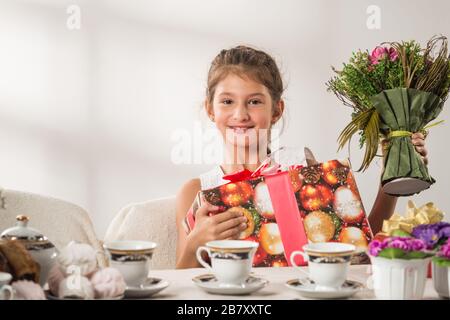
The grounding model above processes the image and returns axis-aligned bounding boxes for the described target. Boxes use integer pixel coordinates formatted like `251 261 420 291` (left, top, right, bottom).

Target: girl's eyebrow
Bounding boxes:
217 92 266 97
247 93 265 97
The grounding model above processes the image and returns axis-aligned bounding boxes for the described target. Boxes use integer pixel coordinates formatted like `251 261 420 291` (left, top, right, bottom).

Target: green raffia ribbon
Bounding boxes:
388 120 445 139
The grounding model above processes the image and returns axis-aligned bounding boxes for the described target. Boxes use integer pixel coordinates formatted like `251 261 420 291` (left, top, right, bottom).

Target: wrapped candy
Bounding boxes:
47 263 65 296
90 267 126 299
57 241 97 276
382 200 445 236
58 274 94 299
12 280 46 300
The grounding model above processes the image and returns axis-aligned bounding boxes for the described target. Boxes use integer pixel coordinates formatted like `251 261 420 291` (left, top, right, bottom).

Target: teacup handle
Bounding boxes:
1 285 14 300
196 246 213 272
290 251 310 278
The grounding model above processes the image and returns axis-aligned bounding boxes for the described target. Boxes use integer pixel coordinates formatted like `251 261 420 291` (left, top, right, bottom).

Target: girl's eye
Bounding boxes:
248 99 262 105
222 99 233 105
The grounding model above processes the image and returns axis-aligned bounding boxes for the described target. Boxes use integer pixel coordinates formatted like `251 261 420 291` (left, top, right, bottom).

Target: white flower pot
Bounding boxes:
432 261 450 299
370 256 430 299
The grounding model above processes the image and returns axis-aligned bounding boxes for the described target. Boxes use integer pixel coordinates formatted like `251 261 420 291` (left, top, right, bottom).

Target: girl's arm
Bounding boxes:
368 133 428 235
368 186 398 235
175 179 202 269
175 179 247 269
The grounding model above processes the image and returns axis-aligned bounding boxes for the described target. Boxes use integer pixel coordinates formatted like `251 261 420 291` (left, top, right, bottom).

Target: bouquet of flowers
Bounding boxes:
327 36 450 196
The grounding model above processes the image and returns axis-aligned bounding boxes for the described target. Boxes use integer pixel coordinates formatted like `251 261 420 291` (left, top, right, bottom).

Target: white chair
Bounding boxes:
0 188 107 267
104 196 177 270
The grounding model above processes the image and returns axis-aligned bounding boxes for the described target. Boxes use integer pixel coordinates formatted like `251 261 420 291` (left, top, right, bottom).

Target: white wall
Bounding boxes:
1 0 449 238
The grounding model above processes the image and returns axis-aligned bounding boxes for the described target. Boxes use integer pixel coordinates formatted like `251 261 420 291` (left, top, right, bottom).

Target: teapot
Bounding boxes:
1 215 58 287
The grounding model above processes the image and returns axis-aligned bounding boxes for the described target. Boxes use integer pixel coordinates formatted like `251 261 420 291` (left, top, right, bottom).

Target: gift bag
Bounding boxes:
186 148 373 266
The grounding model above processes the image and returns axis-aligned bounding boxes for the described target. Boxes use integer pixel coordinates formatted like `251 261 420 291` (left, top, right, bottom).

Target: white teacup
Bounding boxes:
290 242 356 291
104 240 157 287
196 240 258 286
0 272 14 300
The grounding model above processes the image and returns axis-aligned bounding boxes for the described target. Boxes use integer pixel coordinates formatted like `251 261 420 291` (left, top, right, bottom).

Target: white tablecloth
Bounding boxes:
148 265 440 300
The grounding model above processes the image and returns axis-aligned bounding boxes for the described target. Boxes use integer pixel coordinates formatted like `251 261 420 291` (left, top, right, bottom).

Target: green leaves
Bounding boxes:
378 248 433 260
432 256 450 267
337 107 379 171
391 229 412 237
378 248 405 259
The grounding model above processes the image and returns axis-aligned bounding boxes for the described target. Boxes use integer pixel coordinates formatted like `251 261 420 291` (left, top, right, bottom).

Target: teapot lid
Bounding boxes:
1 215 49 243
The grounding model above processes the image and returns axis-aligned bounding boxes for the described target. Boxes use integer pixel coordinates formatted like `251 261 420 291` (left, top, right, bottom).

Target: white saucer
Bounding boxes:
46 291 124 300
124 277 170 299
285 278 364 299
192 274 268 295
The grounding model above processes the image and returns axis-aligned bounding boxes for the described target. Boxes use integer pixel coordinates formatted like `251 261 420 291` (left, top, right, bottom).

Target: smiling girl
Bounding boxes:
175 45 428 269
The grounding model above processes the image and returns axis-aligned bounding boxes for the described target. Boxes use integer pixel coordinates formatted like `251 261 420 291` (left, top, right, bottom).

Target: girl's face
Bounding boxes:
206 74 283 150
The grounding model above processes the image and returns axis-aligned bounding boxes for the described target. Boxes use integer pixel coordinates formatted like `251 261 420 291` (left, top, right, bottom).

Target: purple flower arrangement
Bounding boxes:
412 222 450 249
369 222 450 260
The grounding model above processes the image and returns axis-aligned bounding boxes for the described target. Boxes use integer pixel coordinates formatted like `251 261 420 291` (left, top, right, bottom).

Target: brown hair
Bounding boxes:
206 45 285 112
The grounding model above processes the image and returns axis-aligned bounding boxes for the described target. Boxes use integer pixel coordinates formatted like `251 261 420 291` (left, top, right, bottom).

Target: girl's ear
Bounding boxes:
271 99 285 124
204 99 215 121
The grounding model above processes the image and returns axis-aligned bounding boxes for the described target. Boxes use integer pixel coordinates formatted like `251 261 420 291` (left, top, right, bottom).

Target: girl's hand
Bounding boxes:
411 132 428 165
187 202 248 248
380 132 429 165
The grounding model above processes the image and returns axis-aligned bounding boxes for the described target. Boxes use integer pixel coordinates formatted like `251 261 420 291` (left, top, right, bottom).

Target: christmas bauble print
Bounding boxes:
244 235 267 266
339 226 368 250
224 207 256 239
346 173 360 197
288 167 302 192
219 181 253 207
271 258 288 267
254 182 275 220
300 184 333 211
333 186 364 223
321 160 340 185
204 188 222 206
259 222 284 255
303 210 336 242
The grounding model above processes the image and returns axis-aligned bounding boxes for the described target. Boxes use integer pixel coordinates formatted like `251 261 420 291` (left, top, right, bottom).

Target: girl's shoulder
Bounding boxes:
175 178 201 225
177 178 201 203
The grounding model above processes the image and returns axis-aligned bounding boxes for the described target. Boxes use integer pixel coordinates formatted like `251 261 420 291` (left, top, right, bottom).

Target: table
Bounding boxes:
148 265 440 300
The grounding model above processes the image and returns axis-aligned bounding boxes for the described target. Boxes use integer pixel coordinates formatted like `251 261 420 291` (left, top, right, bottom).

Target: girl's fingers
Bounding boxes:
216 216 247 234
212 209 243 224
219 225 244 239
422 156 429 166
196 203 219 218
411 138 425 147
411 132 425 140
414 145 428 156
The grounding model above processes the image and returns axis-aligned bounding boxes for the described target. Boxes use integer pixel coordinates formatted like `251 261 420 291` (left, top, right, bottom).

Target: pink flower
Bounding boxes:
369 46 387 65
369 239 383 256
409 239 426 251
369 46 398 65
438 239 450 259
389 239 409 250
388 47 398 62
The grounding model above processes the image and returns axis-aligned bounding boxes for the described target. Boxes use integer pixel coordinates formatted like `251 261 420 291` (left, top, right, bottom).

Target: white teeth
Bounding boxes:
228 127 253 134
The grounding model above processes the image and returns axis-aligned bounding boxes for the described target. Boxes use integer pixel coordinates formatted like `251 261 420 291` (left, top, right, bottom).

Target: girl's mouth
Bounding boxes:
227 126 255 134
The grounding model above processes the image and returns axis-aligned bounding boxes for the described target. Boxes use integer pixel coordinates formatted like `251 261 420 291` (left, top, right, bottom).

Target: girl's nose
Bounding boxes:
232 103 250 122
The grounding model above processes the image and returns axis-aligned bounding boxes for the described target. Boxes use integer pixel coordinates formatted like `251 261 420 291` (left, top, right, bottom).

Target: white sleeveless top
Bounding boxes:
199 165 229 189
